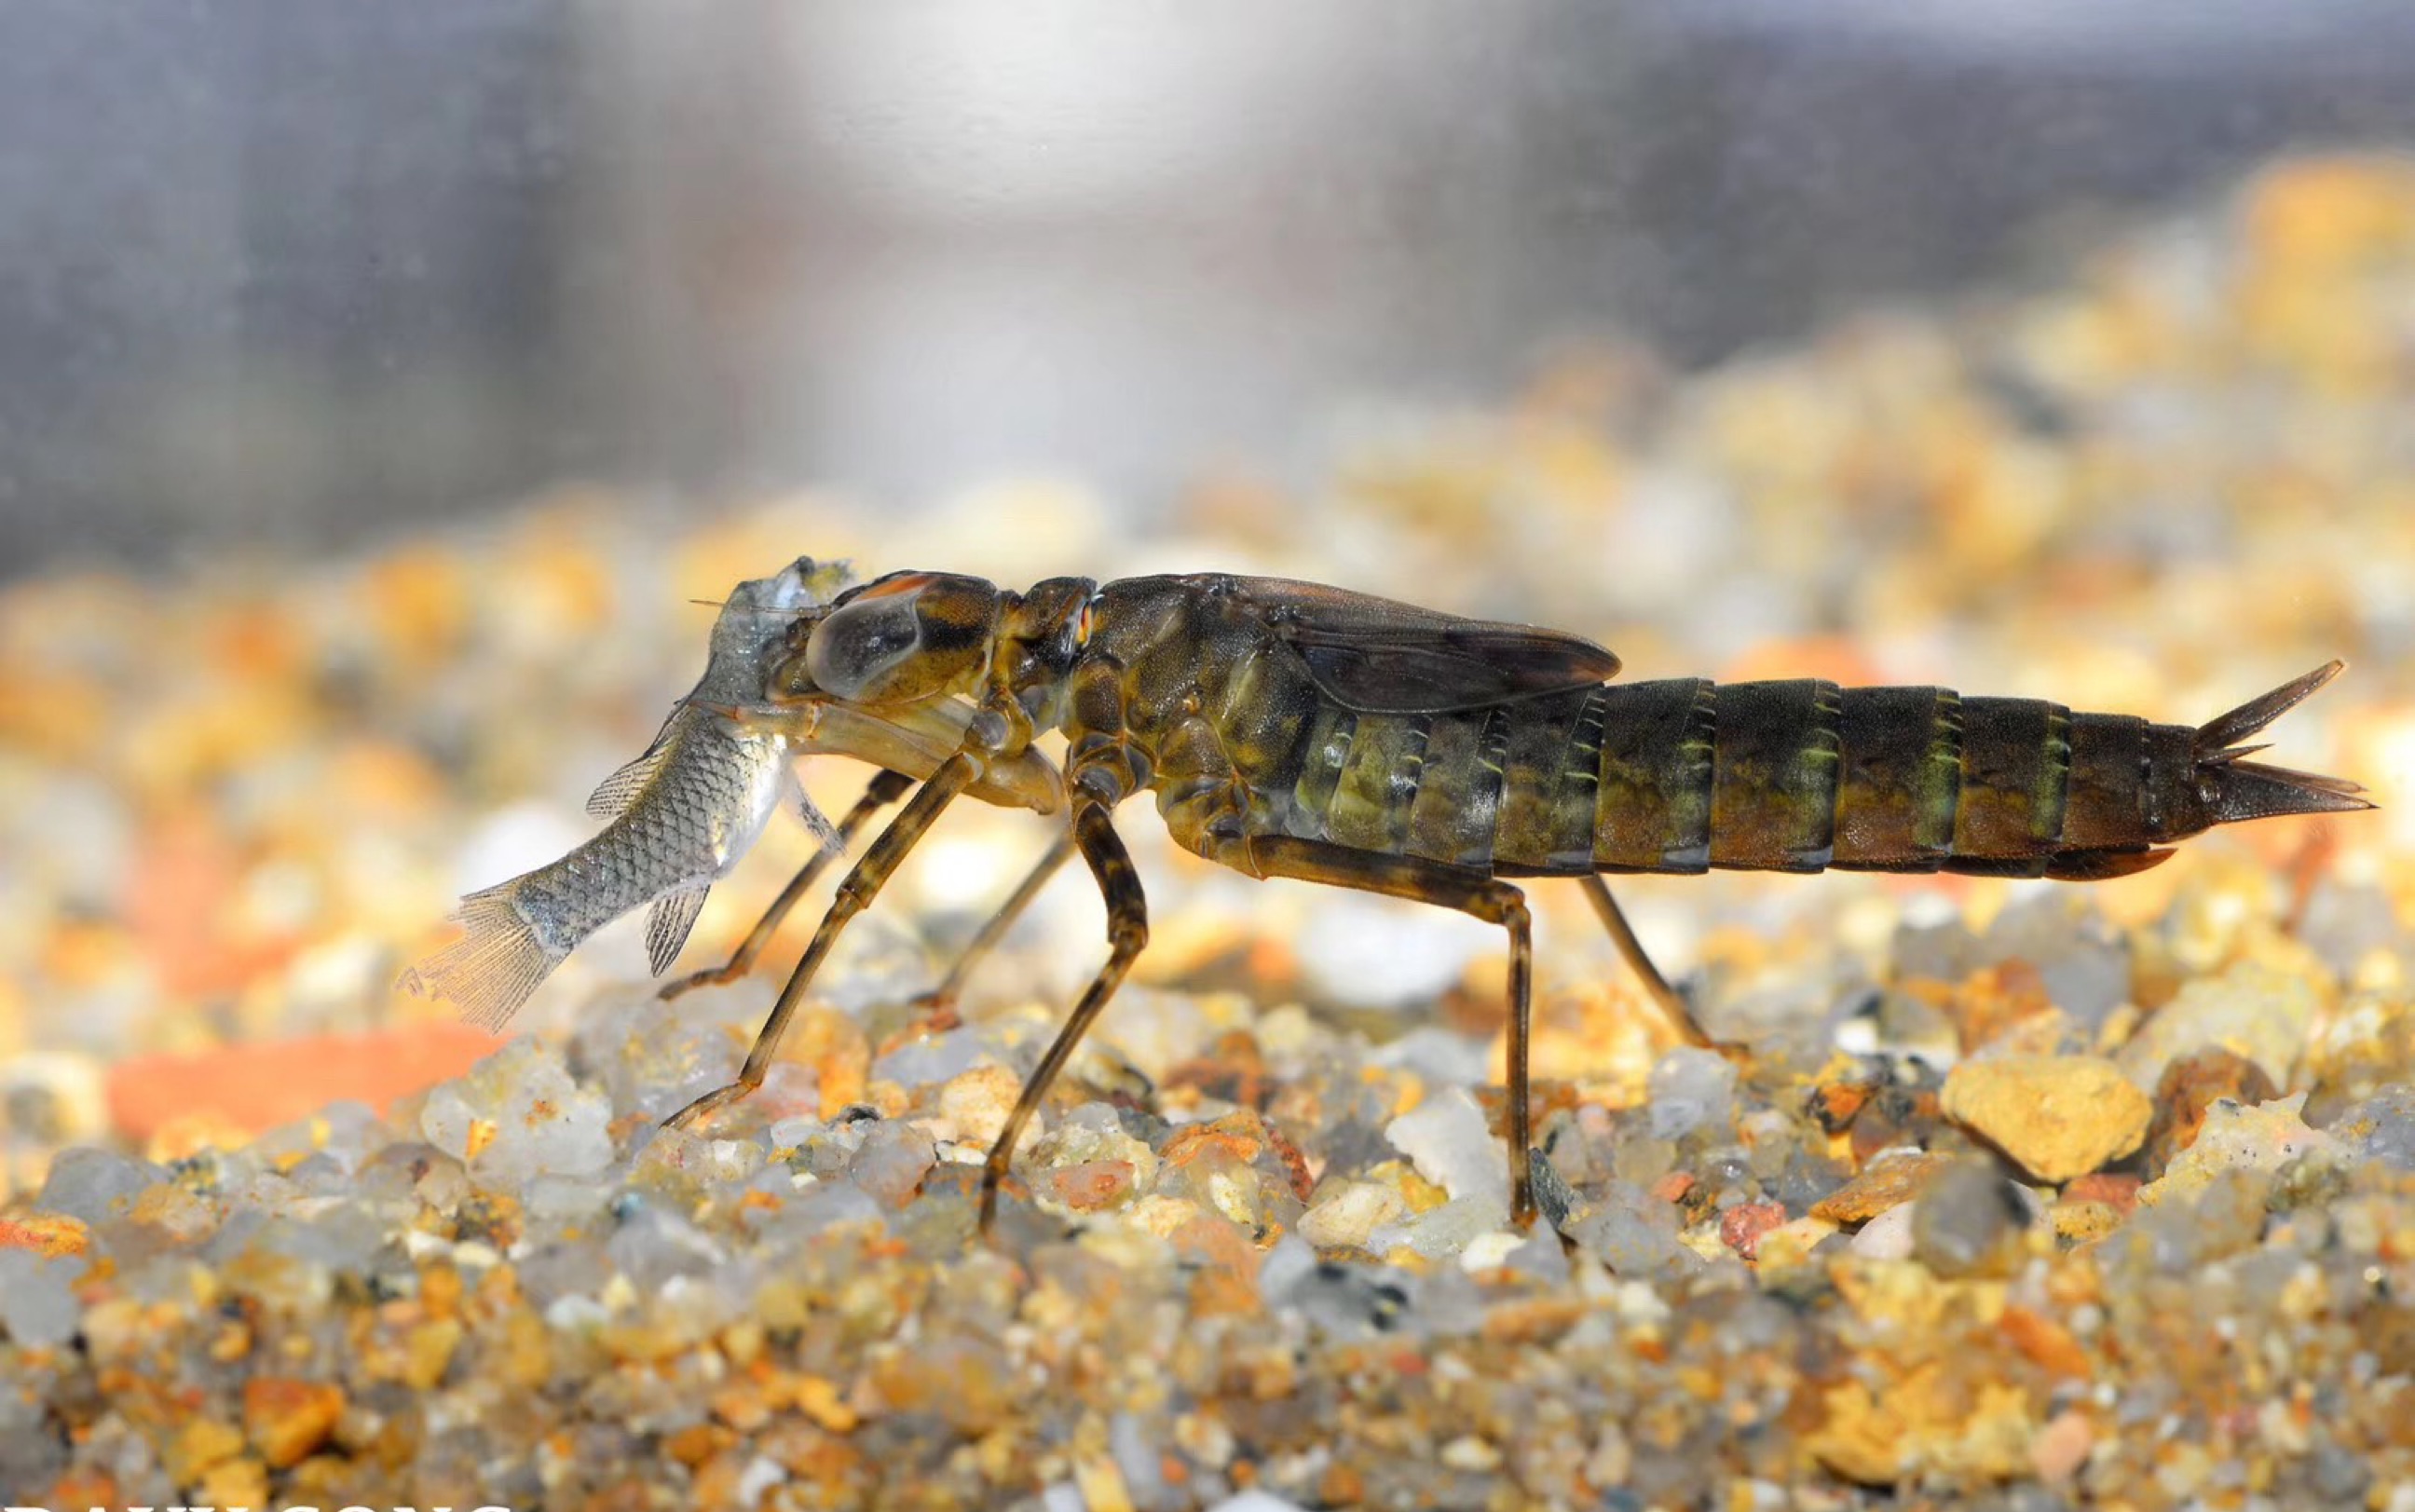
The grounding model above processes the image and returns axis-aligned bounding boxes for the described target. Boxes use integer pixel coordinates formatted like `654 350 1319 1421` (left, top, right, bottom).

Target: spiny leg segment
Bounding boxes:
661 762 1074 1025
660 770 1712 1235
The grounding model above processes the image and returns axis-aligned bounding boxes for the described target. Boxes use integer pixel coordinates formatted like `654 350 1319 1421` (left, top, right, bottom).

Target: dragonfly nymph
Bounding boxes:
404 559 2374 1231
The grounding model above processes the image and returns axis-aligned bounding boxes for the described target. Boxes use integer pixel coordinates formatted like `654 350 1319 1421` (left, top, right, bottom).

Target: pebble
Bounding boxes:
1384 1087 1508 1213
1372 1194 1516 1261
2142 1047 2278 1178
1298 1180 1407 1250
1941 1055 2151 1183
2116 960 2320 1094
2298 881 2400 976
845 1120 935 1208
1809 1150 1949 1225
0 1051 108 1146
241 1377 345 1469
0 1248 83 1347
2030 1410 2095 1485
1718 1200 1788 1261
935 1063 1022 1150
1873 989 1961 1063
1646 1046 1739 1139
1981 892 2131 1032
1750 1214 1839 1270
1907 1159 2036 1277
1562 1182 1702 1282
33 1147 166 1223
2306 991 2415 1114
1848 1202 1918 1260
2329 1084 2415 1169
2139 1093 2341 1206
419 1038 612 1183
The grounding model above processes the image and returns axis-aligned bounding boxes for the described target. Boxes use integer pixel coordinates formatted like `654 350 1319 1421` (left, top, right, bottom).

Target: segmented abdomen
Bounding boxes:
1287 679 2176 880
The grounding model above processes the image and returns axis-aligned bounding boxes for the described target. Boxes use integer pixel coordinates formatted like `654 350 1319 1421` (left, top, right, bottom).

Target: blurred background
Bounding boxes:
4 3 2414 1187
8 1 2415 570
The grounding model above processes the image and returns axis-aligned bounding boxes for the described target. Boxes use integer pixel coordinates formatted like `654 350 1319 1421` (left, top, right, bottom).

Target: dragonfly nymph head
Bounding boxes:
769 569 1004 707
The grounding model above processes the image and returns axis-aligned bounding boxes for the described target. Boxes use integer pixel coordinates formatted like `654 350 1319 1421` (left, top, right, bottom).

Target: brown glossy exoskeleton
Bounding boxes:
622 563 2375 1232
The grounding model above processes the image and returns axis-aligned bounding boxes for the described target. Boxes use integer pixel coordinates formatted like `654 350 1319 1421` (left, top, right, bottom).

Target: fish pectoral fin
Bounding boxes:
645 885 712 975
785 769 845 851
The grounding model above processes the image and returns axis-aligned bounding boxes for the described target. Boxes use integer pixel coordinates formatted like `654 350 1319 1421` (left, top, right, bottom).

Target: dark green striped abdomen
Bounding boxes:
1833 685 1962 868
1707 679 1842 871
1947 697 2072 865
1279 677 2165 880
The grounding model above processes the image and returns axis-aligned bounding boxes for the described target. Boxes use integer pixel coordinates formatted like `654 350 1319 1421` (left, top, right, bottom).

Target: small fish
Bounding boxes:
399 561 848 1028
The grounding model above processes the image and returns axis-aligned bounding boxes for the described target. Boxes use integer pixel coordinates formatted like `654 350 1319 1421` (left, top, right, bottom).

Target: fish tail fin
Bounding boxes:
396 881 565 1030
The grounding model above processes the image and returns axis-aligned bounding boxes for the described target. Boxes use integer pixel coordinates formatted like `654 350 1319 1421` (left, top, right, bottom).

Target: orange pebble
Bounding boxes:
104 1023 500 1142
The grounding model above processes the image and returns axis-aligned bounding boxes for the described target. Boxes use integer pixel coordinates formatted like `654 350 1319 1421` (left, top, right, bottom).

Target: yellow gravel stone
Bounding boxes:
1072 1453 1137 1512
198 1455 271 1511
243 1376 345 1469
793 1373 861 1434
170 1418 246 1483
936 1063 1023 1149
402 1317 464 1390
1942 1055 2151 1183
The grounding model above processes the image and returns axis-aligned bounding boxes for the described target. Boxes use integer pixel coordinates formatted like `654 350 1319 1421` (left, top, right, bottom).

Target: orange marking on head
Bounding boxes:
854 572 944 601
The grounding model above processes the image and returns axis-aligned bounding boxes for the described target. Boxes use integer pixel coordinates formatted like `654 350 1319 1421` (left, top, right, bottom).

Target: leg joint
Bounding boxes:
829 873 878 914
1476 882 1531 933
1107 912 1149 956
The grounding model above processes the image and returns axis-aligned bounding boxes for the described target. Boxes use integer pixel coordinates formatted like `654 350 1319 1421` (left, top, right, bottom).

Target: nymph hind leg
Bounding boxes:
1575 875 1726 1052
1201 835 1543 1228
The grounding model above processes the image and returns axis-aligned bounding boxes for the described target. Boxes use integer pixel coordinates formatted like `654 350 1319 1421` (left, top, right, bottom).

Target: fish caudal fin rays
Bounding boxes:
395 883 566 1031
646 886 711 975
399 874 714 1027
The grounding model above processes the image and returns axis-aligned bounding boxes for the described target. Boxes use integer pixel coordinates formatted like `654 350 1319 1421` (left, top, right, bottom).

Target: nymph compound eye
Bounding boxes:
804 592 927 700
797 572 1003 703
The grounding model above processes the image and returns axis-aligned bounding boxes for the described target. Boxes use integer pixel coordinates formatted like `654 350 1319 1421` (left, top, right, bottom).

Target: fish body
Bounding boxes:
401 561 846 1027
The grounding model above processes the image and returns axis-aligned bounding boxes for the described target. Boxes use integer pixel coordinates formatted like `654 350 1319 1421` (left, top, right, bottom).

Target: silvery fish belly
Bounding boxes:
400 559 850 1028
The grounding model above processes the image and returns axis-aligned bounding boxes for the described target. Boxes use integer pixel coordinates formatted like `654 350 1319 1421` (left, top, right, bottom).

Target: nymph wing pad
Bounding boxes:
1221 576 1622 715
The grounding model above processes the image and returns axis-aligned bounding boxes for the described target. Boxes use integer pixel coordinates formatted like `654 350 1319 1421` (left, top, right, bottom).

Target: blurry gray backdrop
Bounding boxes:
4 1 2414 573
